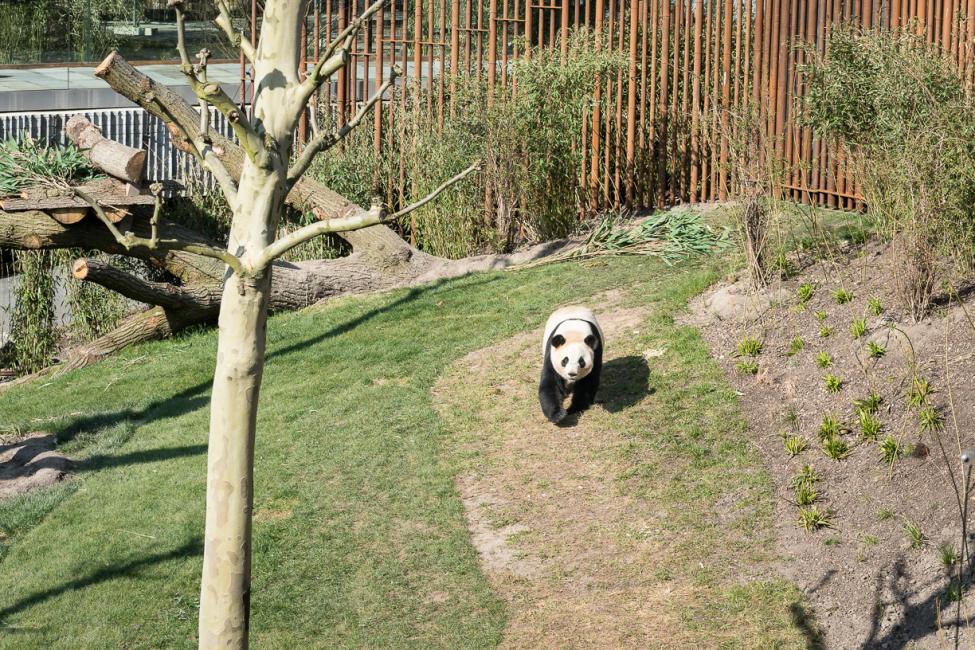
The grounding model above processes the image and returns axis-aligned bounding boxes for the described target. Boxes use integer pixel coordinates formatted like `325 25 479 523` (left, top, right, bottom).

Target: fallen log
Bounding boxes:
65 115 146 183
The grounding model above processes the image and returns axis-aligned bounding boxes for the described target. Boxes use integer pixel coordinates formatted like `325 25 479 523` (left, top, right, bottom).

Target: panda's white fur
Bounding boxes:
538 306 603 424
542 306 603 382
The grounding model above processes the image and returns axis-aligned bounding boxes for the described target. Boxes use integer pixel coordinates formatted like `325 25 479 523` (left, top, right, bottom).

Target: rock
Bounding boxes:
702 282 791 323
0 433 72 499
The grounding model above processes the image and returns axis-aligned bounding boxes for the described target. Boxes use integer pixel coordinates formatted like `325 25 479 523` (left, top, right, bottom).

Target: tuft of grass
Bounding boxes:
797 283 815 305
850 318 867 339
917 406 943 431
868 297 883 316
737 359 759 375
795 482 818 506
819 325 834 338
833 288 853 304
784 435 808 457
787 337 805 356
859 411 882 441
877 508 895 521
904 519 925 550
863 535 880 546
792 465 820 491
907 377 933 408
737 336 763 357
879 435 902 465
824 374 843 393
816 351 833 368
939 543 959 569
783 406 801 432
814 310 828 322
854 392 883 415
818 415 841 441
797 506 833 532
866 341 886 358
822 435 850 461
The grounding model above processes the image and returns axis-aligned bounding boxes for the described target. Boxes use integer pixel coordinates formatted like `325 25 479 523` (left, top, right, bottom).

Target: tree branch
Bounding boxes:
288 68 400 185
215 0 256 64
73 186 245 277
169 0 263 161
291 0 386 116
258 161 480 268
72 258 221 309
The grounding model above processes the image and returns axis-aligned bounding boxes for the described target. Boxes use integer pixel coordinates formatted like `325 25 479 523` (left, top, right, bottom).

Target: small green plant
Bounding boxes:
819 325 834 338
797 283 814 305
877 508 895 521
736 359 759 375
822 435 850 461
823 536 841 546
792 464 819 490
834 288 853 304
787 337 805 356
863 535 879 546
918 406 943 431
816 351 833 368
904 519 925 550
824 374 843 393
859 411 882 441
797 505 833 531
818 415 841 441
907 377 933 408
795 482 818 506
868 297 883 316
939 543 959 569
783 407 800 432
737 336 763 357
784 435 808 457
814 310 828 322
854 392 883 415
866 341 886 358
850 317 867 339
947 581 963 603
879 435 902 465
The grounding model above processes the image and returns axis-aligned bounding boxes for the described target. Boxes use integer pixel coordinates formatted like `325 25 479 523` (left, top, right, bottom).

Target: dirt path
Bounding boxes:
434 303 688 648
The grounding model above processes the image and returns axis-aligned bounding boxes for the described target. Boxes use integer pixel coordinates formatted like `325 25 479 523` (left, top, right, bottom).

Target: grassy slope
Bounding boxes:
0 254 813 647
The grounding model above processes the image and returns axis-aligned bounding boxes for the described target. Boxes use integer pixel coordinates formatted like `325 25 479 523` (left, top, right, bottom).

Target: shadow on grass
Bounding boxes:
599 355 652 413
0 537 202 627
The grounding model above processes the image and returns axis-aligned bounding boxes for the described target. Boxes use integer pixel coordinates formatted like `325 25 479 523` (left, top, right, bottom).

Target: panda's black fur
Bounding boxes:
538 310 603 424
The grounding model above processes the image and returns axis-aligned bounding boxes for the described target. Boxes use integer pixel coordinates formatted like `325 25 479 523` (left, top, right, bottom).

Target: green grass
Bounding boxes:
904 519 925 550
736 359 759 375
822 436 850 461
816 351 833 368
797 506 833 531
868 297 883 316
818 415 841 441
736 336 763 357
787 337 805 356
908 377 934 408
850 318 867 339
0 254 815 646
833 288 853 304
797 283 814 305
854 392 883 415
866 341 885 359
823 374 843 393
784 435 808 457
858 411 882 442
818 325 834 338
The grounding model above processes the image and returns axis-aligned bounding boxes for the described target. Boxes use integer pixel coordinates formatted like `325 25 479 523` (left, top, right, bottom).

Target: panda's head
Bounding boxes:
549 320 598 382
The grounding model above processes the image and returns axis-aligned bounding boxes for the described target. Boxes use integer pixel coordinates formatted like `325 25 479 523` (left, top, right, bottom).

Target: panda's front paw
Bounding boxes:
547 408 568 424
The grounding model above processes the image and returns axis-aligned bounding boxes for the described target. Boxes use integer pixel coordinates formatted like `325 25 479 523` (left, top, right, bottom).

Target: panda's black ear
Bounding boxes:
584 334 596 348
551 334 566 348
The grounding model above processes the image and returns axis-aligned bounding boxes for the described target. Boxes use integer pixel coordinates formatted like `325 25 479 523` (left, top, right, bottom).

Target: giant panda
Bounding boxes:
538 306 603 424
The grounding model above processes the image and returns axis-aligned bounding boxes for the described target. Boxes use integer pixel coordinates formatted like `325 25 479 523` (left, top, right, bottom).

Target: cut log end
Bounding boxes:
48 207 90 225
72 258 90 279
94 50 118 78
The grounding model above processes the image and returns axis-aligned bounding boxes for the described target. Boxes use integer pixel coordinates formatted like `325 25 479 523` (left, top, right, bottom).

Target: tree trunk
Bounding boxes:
198 274 269 648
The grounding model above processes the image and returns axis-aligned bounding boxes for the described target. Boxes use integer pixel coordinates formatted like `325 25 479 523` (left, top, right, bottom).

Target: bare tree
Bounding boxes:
74 1 476 645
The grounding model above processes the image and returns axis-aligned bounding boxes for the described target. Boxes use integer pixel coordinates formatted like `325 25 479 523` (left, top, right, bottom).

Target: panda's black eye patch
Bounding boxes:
584 334 596 347
551 334 566 348
561 357 569 367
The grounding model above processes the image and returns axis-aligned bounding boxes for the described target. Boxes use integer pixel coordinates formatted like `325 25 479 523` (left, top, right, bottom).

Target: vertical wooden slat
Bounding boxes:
680 0 693 200
374 0 385 164
656 0 670 207
590 0 605 204
625 0 640 205
718 0 733 198
690 0 704 202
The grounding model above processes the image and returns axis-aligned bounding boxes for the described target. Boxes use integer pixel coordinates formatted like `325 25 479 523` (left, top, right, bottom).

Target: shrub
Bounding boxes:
311 30 624 258
802 28 975 320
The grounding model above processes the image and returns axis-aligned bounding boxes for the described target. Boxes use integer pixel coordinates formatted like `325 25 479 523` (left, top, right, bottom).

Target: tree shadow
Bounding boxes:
0 537 202 626
598 355 652 413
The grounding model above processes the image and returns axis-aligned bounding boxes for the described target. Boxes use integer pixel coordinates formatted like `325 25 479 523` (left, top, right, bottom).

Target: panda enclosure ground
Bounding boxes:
1 206 884 647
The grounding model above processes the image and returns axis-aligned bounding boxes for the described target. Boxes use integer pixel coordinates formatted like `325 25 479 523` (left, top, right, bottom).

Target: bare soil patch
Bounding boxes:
687 240 975 649
0 432 72 499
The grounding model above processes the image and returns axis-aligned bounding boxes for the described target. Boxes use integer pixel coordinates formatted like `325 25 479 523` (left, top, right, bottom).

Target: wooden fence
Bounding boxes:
239 0 975 213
